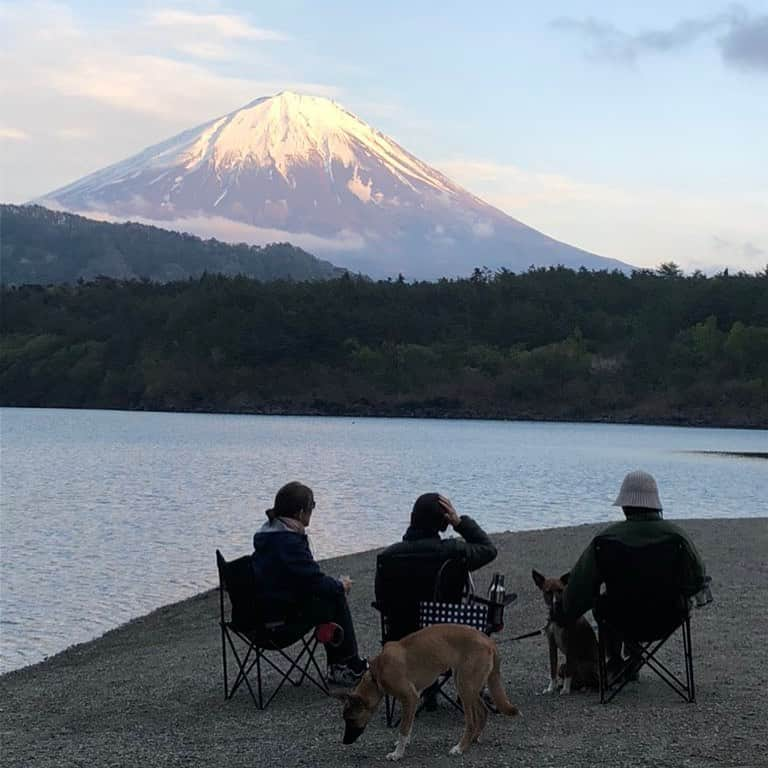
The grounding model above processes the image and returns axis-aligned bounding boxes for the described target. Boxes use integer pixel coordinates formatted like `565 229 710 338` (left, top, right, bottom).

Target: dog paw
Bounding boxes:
449 745 464 756
542 681 556 695
386 750 403 761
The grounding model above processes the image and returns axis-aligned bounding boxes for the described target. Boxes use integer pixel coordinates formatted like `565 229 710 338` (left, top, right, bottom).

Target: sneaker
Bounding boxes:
327 659 368 687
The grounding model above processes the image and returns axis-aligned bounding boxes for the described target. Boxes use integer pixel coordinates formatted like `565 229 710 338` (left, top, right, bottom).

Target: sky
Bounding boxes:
1 0 766 273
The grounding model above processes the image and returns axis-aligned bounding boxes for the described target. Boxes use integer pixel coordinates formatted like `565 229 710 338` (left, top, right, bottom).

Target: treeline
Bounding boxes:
1 266 767 426
0 204 344 284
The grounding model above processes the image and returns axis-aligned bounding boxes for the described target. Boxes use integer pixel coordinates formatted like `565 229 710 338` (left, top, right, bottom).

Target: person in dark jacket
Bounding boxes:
561 470 706 677
251 481 367 687
380 493 498 572
377 493 498 708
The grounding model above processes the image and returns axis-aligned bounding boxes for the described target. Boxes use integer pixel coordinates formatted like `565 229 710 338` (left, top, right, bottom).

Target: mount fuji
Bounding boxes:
40 92 630 279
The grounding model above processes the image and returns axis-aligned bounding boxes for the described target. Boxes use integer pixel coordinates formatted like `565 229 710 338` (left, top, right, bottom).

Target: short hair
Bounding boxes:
266 481 314 521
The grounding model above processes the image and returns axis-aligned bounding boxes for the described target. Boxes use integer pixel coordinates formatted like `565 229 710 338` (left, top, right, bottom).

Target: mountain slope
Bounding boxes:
0 205 344 285
41 92 631 279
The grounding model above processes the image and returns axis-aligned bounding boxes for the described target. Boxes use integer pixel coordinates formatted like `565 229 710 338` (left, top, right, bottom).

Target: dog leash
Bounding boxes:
499 626 547 643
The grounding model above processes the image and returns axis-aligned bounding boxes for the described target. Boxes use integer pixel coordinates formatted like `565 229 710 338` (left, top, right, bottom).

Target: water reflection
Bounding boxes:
1 408 765 673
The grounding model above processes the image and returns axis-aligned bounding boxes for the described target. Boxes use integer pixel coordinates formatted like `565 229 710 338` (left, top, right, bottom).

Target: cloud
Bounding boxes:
720 13 768 71
471 220 495 238
438 159 631 208
146 9 288 42
0 127 29 141
0 2 338 123
55 207 367 254
713 236 765 264
438 158 767 273
53 128 90 140
553 6 768 73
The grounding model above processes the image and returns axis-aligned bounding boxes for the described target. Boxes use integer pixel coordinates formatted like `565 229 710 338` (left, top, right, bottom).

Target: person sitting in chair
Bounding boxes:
377 493 498 708
379 493 498 606
252 481 368 687
560 470 707 679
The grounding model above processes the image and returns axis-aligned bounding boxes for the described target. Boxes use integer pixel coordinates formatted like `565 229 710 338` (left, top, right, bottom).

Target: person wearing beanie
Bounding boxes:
381 492 498 586
561 470 707 674
376 493 498 708
251 481 367 687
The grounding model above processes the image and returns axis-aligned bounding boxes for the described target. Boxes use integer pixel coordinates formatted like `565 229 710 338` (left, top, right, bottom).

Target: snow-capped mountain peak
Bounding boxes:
41 92 630 279
180 91 457 195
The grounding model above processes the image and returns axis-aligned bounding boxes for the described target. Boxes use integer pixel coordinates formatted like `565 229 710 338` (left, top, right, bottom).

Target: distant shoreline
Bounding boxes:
2 402 766 430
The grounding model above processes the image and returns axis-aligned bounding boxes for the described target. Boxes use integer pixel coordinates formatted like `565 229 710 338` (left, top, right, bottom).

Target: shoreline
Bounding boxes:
2 518 767 767
3 402 768 430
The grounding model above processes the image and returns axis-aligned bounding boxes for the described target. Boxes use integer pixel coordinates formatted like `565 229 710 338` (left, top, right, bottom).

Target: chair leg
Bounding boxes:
598 625 607 705
256 648 264 709
683 617 695 703
221 622 230 700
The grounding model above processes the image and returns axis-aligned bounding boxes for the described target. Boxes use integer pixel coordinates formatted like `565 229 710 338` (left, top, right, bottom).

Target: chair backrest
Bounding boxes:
374 551 470 642
216 550 261 633
593 534 690 641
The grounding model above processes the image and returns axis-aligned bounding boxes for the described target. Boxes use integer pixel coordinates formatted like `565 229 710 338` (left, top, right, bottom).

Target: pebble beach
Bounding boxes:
1 517 766 768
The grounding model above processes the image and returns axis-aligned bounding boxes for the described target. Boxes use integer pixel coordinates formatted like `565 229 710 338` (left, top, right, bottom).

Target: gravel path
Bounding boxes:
2 518 766 768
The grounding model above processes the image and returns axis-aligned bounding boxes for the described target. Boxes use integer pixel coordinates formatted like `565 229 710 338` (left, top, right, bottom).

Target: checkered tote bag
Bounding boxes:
418 600 488 632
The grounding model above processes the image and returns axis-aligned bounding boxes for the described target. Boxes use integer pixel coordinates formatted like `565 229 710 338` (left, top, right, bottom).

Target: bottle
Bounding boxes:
488 573 505 630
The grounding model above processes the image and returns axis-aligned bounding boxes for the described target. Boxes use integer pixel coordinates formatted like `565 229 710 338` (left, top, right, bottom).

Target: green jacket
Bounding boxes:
562 511 706 622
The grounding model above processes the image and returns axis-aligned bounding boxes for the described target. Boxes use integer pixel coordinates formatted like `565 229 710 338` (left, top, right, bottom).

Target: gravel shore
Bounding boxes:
2 518 766 768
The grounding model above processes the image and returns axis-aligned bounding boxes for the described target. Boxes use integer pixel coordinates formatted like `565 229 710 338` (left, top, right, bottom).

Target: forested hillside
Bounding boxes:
0 205 345 284
1 267 767 426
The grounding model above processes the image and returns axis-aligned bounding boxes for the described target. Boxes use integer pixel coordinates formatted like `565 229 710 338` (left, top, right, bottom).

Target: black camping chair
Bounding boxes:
216 550 328 710
373 551 515 725
593 535 697 704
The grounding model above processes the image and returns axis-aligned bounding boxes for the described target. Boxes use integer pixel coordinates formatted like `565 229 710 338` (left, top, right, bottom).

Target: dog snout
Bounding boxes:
343 723 365 745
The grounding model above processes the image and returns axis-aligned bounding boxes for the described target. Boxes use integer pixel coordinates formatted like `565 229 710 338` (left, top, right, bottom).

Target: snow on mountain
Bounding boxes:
41 92 631 279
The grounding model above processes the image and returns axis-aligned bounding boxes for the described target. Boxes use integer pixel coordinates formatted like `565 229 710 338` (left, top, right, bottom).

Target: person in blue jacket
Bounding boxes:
252 481 367 686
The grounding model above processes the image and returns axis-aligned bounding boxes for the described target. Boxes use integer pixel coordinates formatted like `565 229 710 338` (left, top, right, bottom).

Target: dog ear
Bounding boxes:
531 569 545 588
559 572 570 585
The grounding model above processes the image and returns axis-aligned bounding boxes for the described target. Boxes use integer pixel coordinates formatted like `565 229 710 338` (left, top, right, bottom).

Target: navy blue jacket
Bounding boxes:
252 523 342 618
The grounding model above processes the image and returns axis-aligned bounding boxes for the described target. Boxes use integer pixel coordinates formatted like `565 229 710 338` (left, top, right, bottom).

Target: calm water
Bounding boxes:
0 407 765 673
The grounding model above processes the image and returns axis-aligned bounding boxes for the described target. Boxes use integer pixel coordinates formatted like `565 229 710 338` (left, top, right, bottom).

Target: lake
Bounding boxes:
0 407 765 673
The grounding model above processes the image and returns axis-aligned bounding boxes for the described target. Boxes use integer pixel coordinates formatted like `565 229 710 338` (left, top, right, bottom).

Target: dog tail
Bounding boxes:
488 647 519 717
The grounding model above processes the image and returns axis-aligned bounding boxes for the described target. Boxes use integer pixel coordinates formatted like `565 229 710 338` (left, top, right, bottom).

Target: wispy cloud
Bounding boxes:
147 9 288 42
53 128 90 140
438 158 767 273
553 6 768 73
1 2 338 122
57 208 366 254
720 13 768 71
0 127 29 141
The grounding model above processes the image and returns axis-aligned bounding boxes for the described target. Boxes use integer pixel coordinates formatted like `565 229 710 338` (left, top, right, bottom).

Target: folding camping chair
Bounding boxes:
373 551 515 725
593 535 698 704
216 549 329 710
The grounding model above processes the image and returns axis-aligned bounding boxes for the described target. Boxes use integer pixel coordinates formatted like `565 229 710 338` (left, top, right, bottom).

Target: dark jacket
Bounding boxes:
562 511 706 622
251 520 342 619
379 515 497 572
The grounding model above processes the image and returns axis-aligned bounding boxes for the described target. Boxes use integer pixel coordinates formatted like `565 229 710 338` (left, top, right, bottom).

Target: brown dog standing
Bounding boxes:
531 570 599 695
334 623 519 761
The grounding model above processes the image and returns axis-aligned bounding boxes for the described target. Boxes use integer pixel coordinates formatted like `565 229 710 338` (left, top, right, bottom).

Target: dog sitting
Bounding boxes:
334 623 519 761
531 570 599 695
